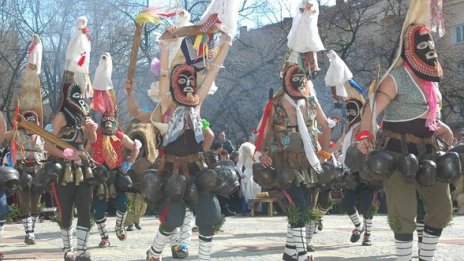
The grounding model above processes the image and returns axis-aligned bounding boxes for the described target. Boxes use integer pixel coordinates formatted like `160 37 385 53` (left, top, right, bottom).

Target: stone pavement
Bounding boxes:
1 214 463 261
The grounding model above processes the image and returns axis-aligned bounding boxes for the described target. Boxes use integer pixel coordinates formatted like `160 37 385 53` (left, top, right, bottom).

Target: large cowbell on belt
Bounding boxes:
164 173 187 201
252 163 276 190
450 144 464 176
436 151 462 183
32 167 53 194
345 172 359 190
115 172 134 192
196 169 218 194
128 157 152 185
0 166 19 193
344 143 363 171
395 136 419 183
366 149 396 181
213 160 240 198
319 162 336 186
93 165 109 184
44 161 63 183
141 169 164 204
416 160 437 187
331 167 347 189
19 172 33 192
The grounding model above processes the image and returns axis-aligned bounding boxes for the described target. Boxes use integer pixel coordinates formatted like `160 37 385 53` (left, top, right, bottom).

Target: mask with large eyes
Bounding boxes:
61 83 89 126
402 24 443 82
171 64 199 107
345 99 363 128
100 114 118 135
283 64 307 99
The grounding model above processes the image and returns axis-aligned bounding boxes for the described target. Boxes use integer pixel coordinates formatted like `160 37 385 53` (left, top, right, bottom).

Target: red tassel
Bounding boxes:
78 53 86 66
28 42 37 55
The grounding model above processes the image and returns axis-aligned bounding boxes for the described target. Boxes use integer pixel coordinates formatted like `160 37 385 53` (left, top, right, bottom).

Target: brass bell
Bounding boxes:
74 166 84 186
61 162 74 186
96 184 106 200
108 184 117 199
83 165 95 183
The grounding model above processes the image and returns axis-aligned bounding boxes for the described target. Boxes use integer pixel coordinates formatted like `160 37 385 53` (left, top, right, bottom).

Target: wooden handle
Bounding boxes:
17 115 75 150
159 24 223 40
126 23 144 84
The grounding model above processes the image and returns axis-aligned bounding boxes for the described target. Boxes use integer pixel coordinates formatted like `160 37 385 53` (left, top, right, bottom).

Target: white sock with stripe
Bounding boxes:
76 226 90 255
348 211 362 230
96 217 108 240
420 226 442 261
364 218 372 235
60 227 74 253
284 224 296 257
198 234 213 261
148 229 171 258
292 227 308 261
395 239 413 261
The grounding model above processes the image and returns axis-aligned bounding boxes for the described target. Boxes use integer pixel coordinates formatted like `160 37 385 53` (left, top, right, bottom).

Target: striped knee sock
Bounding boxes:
348 211 362 230
305 220 317 244
198 234 213 261
420 226 442 261
416 221 424 251
363 218 372 236
96 217 108 240
0 219 6 239
60 227 74 253
22 216 34 237
395 237 413 261
31 216 38 238
284 224 296 258
75 226 90 255
116 210 127 229
148 228 171 258
292 227 308 261
169 227 180 247
179 210 194 246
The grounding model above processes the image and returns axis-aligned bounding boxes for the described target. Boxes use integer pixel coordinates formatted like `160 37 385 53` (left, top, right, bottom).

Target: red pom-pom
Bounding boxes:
355 130 374 141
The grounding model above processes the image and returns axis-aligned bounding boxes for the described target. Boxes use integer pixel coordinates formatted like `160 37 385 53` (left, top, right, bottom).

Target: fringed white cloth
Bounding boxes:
28 34 43 74
200 0 241 37
325 50 352 97
284 94 323 174
163 106 204 146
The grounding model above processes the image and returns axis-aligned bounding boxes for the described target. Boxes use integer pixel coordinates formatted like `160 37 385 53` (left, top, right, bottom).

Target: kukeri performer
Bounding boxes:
126 2 239 259
255 49 332 261
44 16 97 261
356 1 456 260
3 34 45 246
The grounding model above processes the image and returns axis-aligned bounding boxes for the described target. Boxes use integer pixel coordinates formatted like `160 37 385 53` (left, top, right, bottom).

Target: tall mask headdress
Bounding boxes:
91 52 116 114
281 50 310 100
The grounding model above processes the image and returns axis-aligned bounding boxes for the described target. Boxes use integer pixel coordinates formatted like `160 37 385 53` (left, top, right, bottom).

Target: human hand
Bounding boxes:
219 34 232 47
125 81 135 96
357 139 372 155
260 154 273 168
84 117 97 132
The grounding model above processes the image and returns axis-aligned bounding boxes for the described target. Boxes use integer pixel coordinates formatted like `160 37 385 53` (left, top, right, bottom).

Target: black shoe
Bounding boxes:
24 235 36 245
307 244 315 252
171 244 189 259
350 227 364 243
362 234 372 246
126 225 134 231
317 218 323 231
282 252 297 261
76 251 91 261
134 223 142 230
223 208 236 217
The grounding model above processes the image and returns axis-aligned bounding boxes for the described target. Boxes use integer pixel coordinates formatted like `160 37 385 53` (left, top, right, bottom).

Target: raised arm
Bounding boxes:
122 134 140 163
197 34 232 101
44 113 79 161
0 111 5 143
315 100 331 153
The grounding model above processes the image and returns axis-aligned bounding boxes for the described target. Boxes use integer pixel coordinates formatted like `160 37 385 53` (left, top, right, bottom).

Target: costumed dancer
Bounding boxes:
237 142 261 212
89 53 141 248
2 34 45 246
357 1 456 260
44 16 97 261
0 110 12 261
287 0 325 75
331 98 379 246
255 48 332 261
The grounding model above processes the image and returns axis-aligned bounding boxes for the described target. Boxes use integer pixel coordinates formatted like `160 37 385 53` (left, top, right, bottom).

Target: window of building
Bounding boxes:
456 25 464 43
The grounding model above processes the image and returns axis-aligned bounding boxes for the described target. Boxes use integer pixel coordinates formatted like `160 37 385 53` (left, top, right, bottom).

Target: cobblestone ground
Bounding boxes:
1 214 463 261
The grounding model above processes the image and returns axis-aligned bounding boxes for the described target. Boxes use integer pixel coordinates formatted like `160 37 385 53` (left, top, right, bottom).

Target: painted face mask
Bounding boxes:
345 99 363 129
171 64 199 107
402 24 443 82
100 113 118 135
283 64 307 99
61 83 90 127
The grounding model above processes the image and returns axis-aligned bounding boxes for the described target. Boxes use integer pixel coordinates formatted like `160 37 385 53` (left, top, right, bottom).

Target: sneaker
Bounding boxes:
76 251 91 261
24 235 36 245
362 234 372 246
306 244 315 252
317 218 323 231
98 239 110 248
115 226 127 241
146 250 161 261
134 223 142 230
350 227 364 243
64 251 77 261
126 224 134 231
171 244 189 259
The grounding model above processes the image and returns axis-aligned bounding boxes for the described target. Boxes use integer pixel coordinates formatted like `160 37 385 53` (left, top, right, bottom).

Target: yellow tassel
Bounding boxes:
102 135 118 169
193 35 202 50
135 13 161 25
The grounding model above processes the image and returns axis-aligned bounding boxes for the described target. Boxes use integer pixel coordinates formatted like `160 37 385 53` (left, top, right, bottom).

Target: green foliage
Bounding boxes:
287 204 300 225
6 203 21 222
